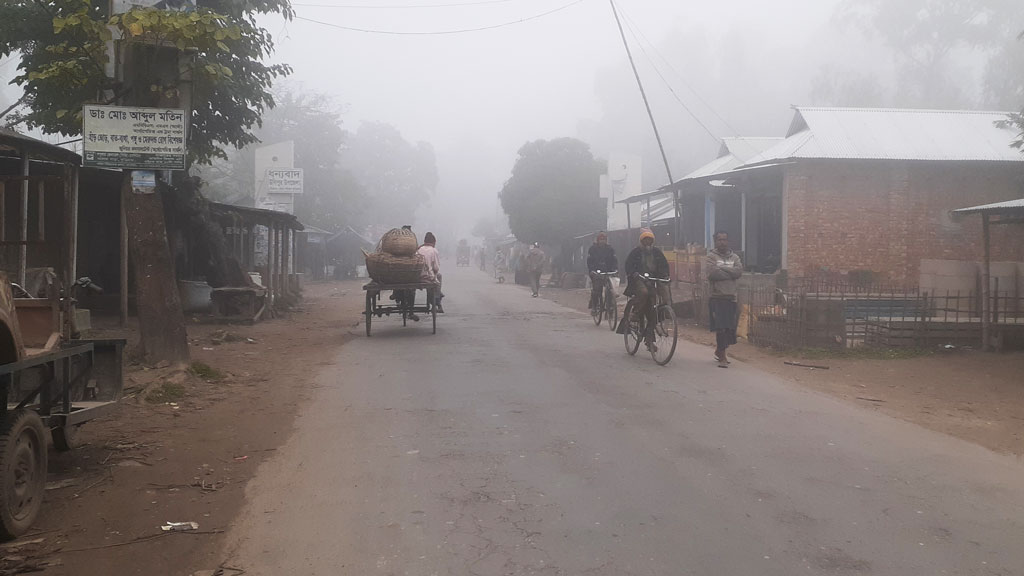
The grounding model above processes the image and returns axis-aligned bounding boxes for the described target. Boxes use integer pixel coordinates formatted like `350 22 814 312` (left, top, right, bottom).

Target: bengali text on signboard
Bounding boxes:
266 168 304 194
82 105 186 170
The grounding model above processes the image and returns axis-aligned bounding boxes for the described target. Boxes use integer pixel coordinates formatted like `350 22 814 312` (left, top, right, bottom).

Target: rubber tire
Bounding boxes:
650 305 678 366
592 293 603 326
606 286 618 332
431 305 437 335
365 292 373 337
51 423 80 452
623 302 642 356
0 410 48 539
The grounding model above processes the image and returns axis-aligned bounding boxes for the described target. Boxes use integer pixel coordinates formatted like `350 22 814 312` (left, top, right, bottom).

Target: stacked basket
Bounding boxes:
364 228 424 284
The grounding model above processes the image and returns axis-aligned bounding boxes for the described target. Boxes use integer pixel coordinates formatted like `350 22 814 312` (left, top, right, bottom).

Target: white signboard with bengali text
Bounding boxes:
82 105 186 170
266 168 304 194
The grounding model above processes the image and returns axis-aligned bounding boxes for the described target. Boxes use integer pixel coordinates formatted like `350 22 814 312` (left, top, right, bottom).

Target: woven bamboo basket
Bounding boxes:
364 251 424 284
380 228 418 257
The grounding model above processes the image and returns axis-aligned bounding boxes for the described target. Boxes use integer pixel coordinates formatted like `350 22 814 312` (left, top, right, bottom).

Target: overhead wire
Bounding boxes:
292 0 520 8
617 4 740 139
294 0 587 35
619 10 718 141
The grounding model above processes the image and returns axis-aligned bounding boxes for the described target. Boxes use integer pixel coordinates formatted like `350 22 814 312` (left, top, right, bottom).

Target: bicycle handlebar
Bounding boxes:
635 273 671 283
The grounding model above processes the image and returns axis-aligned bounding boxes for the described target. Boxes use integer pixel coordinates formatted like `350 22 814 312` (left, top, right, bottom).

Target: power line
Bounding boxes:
619 10 718 141
295 0 586 35
293 0 519 8
618 5 740 139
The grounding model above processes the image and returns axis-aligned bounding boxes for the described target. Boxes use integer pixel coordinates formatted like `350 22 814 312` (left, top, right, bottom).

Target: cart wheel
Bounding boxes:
365 292 373 337
0 410 48 539
51 423 80 452
432 305 437 335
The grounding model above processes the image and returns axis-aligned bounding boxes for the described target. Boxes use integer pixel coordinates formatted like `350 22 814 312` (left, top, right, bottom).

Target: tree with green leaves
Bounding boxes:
202 87 366 232
499 138 605 247
0 0 292 164
837 0 1024 108
1 0 293 362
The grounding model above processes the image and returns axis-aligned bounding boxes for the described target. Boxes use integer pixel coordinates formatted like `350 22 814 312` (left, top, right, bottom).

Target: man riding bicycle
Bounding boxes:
587 231 618 313
623 229 671 347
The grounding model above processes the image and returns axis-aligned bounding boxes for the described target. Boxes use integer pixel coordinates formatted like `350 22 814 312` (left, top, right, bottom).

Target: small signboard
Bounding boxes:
130 170 157 194
266 168 304 195
82 105 186 170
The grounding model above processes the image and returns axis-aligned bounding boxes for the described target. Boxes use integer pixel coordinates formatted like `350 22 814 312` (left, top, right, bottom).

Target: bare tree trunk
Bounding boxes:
123 175 190 363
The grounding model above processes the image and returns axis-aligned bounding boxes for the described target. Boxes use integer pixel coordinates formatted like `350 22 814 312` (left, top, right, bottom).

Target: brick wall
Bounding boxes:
784 160 1024 282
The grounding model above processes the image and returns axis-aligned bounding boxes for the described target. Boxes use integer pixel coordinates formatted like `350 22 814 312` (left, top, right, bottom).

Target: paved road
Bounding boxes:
224 268 1024 575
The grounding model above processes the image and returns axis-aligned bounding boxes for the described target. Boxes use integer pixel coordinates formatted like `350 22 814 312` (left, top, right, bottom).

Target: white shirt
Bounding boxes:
417 244 441 283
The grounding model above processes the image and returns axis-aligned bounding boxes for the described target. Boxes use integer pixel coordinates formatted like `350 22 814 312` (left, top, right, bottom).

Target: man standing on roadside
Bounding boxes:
526 242 545 297
707 230 743 367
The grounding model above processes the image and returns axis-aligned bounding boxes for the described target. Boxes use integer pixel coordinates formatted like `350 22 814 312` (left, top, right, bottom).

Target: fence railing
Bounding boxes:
686 275 1024 350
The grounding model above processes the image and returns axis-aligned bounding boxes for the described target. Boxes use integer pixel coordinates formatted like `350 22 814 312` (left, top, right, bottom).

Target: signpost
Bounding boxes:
82 105 186 170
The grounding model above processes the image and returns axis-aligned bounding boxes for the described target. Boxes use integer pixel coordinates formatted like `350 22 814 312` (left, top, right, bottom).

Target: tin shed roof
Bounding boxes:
745 107 1024 165
953 198 1024 215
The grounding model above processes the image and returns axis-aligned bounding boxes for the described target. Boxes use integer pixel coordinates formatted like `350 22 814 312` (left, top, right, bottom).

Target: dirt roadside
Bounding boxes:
537 281 1024 458
1 281 366 576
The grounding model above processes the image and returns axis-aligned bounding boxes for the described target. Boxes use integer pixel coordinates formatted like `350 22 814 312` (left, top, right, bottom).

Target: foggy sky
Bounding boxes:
262 0 839 239
2 0 1010 241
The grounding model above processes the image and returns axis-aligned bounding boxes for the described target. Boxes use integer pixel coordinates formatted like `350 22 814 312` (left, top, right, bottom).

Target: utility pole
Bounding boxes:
607 0 680 248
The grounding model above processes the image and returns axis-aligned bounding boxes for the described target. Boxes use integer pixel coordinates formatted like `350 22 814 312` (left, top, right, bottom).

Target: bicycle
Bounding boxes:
622 274 678 366
590 270 619 332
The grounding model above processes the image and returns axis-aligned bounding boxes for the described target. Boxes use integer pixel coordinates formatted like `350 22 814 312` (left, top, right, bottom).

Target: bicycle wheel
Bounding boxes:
606 285 618 332
650 304 678 366
623 301 642 356
592 289 603 326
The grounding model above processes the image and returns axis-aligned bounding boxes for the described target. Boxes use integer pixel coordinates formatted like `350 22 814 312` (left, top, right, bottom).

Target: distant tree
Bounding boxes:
808 65 886 107
340 122 438 227
838 0 1024 108
471 215 509 240
499 138 605 246
202 87 365 232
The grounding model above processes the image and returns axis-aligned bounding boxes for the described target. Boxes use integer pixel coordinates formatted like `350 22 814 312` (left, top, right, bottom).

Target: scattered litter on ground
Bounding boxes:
161 521 200 532
116 459 147 467
783 361 830 370
45 478 80 491
0 537 46 550
233 455 248 462
856 397 886 403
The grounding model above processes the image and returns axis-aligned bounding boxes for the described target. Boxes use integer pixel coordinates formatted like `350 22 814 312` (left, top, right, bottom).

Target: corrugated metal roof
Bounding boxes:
0 128 81 165
746 107 1024 165
953 198 1024 215
680 137 784 181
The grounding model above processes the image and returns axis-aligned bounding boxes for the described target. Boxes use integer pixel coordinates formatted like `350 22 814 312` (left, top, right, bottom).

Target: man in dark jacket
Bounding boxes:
623 229 671 346
587 231 618 312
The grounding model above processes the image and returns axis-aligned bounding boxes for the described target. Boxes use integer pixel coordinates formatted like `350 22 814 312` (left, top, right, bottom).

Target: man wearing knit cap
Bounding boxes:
622 229 670 348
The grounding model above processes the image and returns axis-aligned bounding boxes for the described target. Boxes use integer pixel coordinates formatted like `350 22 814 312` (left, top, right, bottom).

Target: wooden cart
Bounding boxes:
363 281 439 336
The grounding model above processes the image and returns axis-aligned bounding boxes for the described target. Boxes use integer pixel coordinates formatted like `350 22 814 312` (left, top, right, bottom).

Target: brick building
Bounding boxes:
666 107 1024 283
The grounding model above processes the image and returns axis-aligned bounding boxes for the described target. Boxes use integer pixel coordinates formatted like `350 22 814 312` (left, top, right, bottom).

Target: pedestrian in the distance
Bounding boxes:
526 242 545 297
707 230 743 367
